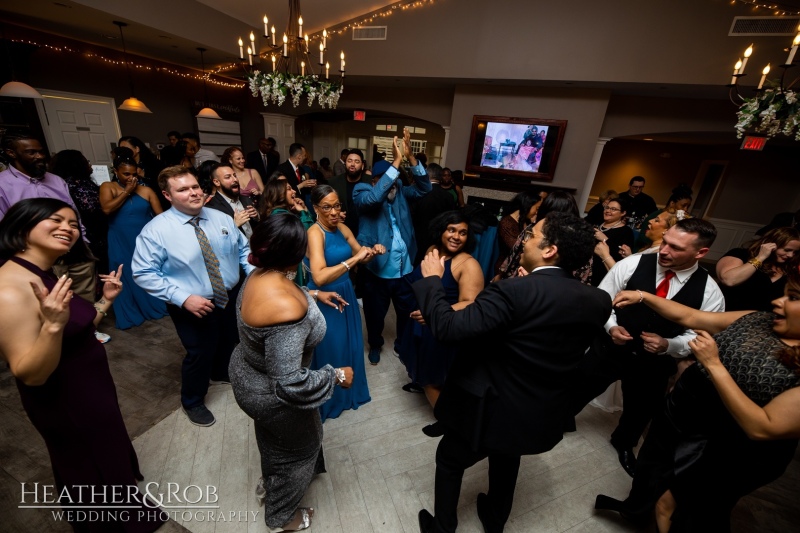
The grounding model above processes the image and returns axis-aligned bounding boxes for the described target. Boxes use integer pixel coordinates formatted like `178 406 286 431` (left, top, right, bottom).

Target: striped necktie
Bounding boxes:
189 217 228 309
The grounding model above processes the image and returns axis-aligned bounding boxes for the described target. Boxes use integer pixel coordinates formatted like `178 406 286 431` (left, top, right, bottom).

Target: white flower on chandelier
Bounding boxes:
736 83 800 140
248 70 343 109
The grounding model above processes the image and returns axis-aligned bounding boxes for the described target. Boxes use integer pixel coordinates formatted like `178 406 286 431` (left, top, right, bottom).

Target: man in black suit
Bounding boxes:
204 162 258 238
414 212 612 533
411 163 457 264
275 142 317 195
245 137 280 181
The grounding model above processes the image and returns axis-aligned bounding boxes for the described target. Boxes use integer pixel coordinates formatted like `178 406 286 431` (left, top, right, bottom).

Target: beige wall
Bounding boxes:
446 85 611 195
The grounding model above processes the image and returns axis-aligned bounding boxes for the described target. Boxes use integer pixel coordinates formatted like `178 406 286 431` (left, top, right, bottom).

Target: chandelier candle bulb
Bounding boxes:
271 26 276 46
299 17 303 38
739 44 753 74
758 64 770 89
263 16 269 37
301 61 305 76
326 61 329 79
305 34 309 52
732 59 742 85
340 51 345 71
238 37 243 59
787 34 800 65
247 47 252 66
320 43 324 64
283 34 288 57
323 29 327 49
250 31 255 49
272 54 276 72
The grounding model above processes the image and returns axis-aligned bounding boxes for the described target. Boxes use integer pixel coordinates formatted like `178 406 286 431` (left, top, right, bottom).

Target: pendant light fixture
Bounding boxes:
114 21 152 113
195 48 221 119
0 27 43 99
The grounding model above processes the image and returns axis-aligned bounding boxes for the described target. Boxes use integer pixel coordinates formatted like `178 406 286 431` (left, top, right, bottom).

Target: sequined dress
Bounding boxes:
229 275 338 529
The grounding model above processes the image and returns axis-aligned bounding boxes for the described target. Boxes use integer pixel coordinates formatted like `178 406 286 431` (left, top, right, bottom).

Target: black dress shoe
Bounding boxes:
422 421 445 438
612 444 637 477
595 494 649 526
476 493 491 533
418 509 435 533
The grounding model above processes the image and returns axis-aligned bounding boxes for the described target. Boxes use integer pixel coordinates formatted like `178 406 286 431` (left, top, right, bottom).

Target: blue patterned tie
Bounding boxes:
189 217 228 309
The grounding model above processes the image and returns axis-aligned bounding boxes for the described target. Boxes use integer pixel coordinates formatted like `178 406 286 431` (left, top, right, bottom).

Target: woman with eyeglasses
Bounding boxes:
584 189 618 226
305 185 383 421
99 156 166 329
590 198 634 286
598 210 679 269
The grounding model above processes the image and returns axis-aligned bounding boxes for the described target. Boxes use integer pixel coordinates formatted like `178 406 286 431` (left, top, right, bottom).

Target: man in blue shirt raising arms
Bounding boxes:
353 128 431 365
132 166 254 427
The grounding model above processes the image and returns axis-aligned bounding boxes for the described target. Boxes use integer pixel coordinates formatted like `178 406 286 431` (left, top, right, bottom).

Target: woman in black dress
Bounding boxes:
0 198 162 532
716 227 800 311
596 271 800 532
590 198 634 286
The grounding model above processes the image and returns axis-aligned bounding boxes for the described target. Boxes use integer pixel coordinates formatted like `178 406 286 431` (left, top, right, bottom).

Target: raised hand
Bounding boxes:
99 265 124 302
30 276 72 329
756 242 777 262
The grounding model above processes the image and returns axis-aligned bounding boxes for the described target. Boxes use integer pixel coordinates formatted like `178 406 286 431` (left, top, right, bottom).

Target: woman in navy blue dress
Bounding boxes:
399 211 484 408
306 185 384 421
100 156 166 329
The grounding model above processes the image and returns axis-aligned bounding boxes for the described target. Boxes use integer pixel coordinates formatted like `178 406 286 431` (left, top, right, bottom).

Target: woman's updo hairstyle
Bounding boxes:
248 213 307 270
311 184 336 206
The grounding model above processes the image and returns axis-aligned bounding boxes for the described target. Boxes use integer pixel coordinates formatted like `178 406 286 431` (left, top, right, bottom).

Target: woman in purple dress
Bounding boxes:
0 198 163 532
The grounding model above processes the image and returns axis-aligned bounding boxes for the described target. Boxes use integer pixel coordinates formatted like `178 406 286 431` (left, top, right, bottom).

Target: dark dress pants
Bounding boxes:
570 340 675 449
167 286 240 409
362 269 414 351
431 432 521 533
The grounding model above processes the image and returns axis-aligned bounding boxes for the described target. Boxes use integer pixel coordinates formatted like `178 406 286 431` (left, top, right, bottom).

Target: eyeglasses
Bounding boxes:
522 227 537 243
604 206 622 212
316 203 342 213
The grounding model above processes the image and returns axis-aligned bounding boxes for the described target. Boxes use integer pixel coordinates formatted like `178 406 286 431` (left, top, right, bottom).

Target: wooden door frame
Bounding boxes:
34 89 122 156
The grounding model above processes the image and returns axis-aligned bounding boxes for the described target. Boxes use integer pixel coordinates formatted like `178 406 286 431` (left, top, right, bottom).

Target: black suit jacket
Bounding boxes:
413 268 611 455
276 160 303 192
246 150 279 182
204 194 258 234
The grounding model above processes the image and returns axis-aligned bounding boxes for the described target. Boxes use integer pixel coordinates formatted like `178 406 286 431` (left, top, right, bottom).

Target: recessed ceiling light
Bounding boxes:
643 138 654 141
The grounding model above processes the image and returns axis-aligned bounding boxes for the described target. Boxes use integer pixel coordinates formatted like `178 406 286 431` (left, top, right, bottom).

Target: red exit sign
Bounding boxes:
353 110 366 121
740 136 767 151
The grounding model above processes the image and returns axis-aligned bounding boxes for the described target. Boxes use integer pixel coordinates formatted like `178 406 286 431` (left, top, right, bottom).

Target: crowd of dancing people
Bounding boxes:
1 125 799 533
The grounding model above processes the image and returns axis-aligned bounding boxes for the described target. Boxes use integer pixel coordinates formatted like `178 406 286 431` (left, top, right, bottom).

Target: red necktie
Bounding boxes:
655 270 675 298
296 167 303 183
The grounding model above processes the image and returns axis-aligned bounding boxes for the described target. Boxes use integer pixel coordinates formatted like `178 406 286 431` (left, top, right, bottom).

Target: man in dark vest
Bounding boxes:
570 218 724 477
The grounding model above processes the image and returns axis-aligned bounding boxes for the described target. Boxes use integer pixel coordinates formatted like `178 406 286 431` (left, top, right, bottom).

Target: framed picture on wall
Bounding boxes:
465 115 567 182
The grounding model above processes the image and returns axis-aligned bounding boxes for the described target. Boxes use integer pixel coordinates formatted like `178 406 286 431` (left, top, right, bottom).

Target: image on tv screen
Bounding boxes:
480 122 549 173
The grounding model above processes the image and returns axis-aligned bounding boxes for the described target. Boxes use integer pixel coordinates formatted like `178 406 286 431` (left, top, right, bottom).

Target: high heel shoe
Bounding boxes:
594 494 649 526
267 507 314 532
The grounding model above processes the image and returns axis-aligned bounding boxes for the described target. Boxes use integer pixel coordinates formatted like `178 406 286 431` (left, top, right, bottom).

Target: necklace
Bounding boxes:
260 268 297 281
599 221 623 232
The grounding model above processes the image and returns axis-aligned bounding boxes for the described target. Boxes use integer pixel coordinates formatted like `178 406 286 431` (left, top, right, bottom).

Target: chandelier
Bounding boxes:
237 0 345 109
729 29 800 141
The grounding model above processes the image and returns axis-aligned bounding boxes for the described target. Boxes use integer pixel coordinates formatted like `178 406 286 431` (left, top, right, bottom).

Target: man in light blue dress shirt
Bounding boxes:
353 129 431 365
132 166 254 427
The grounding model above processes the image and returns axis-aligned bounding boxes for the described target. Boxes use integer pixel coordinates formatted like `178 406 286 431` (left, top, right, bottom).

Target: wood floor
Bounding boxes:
1 308 799 532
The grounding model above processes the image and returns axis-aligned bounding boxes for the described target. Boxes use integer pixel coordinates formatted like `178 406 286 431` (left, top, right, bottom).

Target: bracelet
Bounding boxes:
334 368 345 384
602 257 612 264
747 258 762 269
341 261 350 271
312 290 319 300
637 290 644 304
94 305 108 317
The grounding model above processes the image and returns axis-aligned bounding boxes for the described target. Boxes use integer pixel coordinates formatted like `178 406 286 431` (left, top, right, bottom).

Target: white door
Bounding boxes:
35 90 122 167
261 112 296 161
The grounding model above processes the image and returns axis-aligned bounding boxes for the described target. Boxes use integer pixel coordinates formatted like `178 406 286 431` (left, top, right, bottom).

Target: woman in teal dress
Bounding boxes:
305 185 384 421
260 175 314 286
100 156 167 329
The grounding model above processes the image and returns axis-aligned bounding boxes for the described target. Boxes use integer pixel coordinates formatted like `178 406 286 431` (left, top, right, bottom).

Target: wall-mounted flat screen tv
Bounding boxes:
465 115 567 182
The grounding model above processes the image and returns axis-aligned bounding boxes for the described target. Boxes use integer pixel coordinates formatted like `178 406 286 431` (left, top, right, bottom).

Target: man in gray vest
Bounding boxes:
571 218 724 476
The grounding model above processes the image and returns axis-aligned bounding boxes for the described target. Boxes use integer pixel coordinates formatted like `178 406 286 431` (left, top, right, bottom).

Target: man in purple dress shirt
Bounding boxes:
0 130 100 318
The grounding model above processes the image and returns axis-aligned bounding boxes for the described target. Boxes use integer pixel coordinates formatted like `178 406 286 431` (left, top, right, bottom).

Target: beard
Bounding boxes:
346 168 362 181
22 159 47 178
219 184 239 200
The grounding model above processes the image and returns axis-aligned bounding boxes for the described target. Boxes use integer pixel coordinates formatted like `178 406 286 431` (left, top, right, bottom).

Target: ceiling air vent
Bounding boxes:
729 16 800 36
352 26 387 40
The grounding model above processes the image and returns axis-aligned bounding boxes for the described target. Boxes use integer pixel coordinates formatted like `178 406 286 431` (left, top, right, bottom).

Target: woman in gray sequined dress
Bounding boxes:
229 214 354 532
595 270 800 532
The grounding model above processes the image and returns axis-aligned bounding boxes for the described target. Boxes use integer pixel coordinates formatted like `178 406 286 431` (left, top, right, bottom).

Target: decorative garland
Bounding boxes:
247 70 342 108
736 83 800 139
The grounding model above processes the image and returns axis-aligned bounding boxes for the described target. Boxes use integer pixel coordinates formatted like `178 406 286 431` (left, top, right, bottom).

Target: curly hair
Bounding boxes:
220 146 243 167
427 211 477 254
746 227 800 274
776 269 800 373
540 212 597 272
260 178 292 218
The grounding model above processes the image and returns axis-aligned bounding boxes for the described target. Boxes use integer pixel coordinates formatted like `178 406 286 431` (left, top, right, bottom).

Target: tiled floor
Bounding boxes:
2 307 799 532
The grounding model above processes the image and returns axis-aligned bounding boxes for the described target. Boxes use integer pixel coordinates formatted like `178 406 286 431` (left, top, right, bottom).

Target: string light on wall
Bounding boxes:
240 0 344 109
728 26 800 140
729 0 800 16
0 27 43 99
